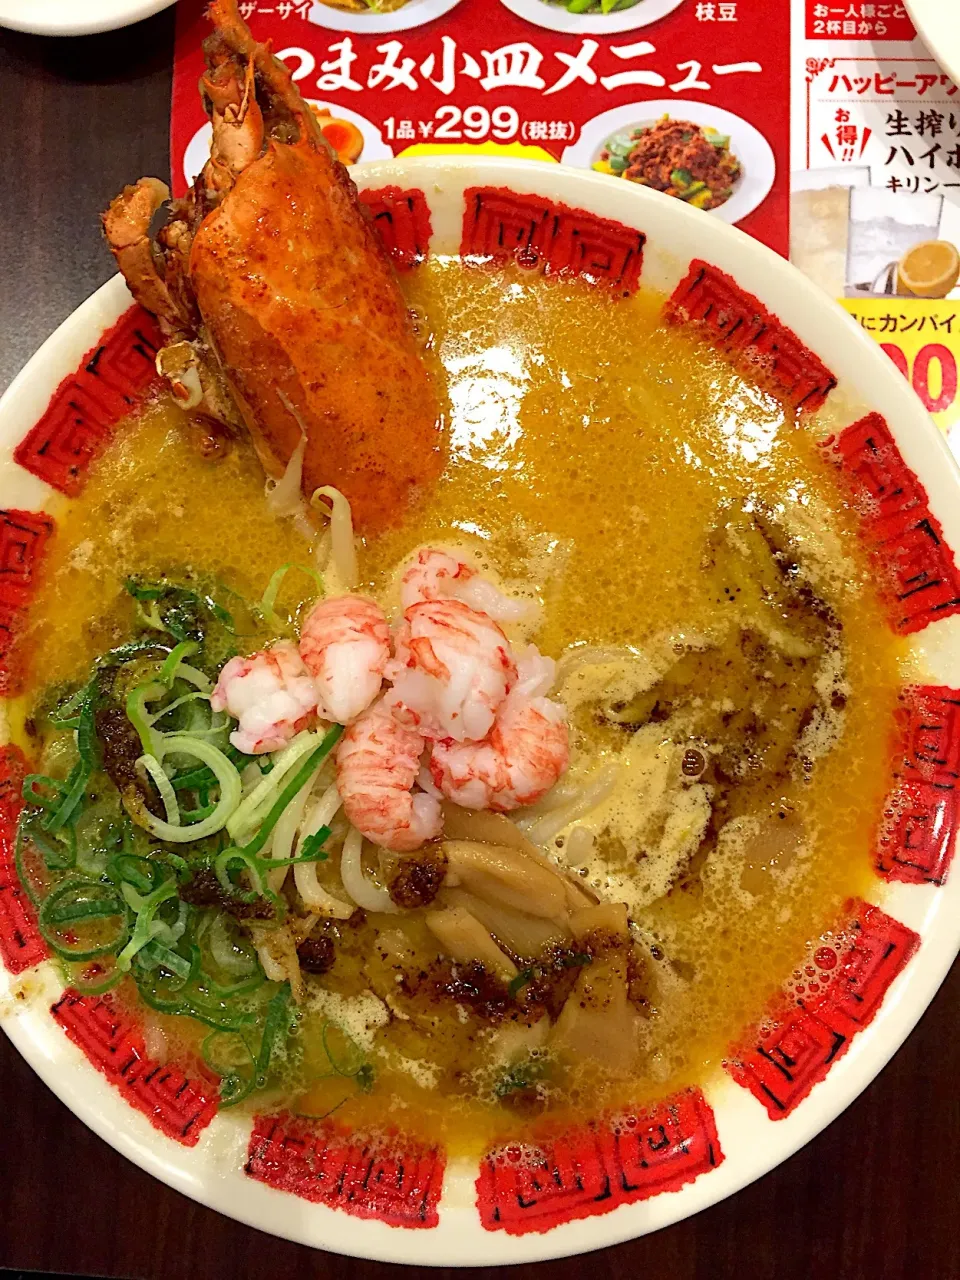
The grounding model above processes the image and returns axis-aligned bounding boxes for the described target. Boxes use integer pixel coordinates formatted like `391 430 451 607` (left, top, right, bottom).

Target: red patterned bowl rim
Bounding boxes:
1 156 959 1266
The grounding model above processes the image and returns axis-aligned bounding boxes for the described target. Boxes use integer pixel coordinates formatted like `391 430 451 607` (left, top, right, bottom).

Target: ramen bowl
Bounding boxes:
1 157 958 1265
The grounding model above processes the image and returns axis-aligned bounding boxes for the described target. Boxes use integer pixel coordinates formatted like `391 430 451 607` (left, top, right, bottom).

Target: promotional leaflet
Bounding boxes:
171 0 960 451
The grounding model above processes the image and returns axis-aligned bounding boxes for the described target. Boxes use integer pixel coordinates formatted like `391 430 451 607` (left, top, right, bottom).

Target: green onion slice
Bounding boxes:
159 640 199 686
21 817 76 872
137 753 181 827
212 984 293 1108
38 879 129 961
133 736 242 843
259 562 324 630
126 681 165 757
117 878 178 971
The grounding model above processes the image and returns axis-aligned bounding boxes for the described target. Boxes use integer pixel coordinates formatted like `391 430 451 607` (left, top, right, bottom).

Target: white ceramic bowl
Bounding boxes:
2 156 959 1265
905 0 960 88
0 0 176 36
304 0 464 33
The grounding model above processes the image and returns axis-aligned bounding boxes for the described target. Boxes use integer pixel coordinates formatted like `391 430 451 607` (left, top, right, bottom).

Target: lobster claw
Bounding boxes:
102 0 443 535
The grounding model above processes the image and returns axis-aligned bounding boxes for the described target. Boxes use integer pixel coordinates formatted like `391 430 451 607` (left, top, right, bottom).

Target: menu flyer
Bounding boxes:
171 0 960 451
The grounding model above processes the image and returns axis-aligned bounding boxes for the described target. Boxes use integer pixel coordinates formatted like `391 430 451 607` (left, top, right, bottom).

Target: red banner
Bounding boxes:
805 0 916 41
171 0 790 255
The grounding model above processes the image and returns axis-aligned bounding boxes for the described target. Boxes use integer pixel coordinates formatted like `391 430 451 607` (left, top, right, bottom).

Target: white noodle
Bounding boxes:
293 784 355 918
524 764 621 847
266 389 310 522
339 827 398 914
312 485 358 593
256 943 287 983
295 862 356 919
267 770 319 893
301 782 343 839
514 779 582 819
555 645 648 687
564 825 596 867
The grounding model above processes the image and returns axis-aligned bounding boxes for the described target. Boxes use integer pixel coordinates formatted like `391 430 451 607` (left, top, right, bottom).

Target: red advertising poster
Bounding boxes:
171 0 791 255
804 0 916 42
171 0 960 450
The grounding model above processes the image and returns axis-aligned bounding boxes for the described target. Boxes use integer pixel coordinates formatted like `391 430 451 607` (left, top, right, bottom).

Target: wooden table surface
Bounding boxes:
1 11 959 1280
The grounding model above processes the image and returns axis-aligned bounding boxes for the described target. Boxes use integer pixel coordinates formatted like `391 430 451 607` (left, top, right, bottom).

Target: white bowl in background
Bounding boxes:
0 0 175 36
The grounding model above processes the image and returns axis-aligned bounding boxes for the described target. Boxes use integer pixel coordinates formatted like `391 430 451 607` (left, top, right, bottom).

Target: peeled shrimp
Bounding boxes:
430 692 570 814
299 595 390 725
401 547 531 623
385 598 517 743
210 640 318 754
512 643 557 700
336 698 442 852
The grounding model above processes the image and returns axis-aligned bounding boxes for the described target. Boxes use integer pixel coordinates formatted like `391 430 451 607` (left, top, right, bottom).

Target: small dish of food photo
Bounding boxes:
497 0 685 36
181 101 392 188
563 100 776 225
305 0 464 34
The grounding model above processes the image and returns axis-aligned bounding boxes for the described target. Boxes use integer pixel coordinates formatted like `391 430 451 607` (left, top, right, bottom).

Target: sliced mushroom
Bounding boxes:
487 1014 551 1063
550 950 642 1075
441 802 598 909
442 802 546 855
425 906 518 982
440 886 570 960
443 840 570 920
569 902 629 941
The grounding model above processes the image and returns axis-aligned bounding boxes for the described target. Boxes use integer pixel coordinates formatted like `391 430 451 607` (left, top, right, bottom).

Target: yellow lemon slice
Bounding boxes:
897 239 960 299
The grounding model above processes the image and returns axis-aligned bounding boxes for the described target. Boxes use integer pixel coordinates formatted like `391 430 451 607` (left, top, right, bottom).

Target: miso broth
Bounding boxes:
13 261 905 1154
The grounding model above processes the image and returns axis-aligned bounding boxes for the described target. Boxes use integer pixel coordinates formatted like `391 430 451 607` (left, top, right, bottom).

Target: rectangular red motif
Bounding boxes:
462 188 644 296
667 261 837 412
0 510 54 608
0 509 55 697
51 989 218 1146
877 685 960 884
359 186 432 272
0 744 46 974
246 1114 445 1228
826 414 960 634
0 604 23 697
14 307 161 496
476 1089 722 1235
85 307 162 403
726 901 919 1118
